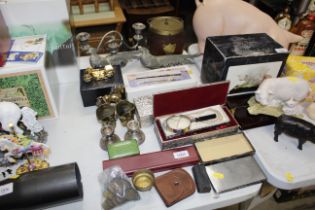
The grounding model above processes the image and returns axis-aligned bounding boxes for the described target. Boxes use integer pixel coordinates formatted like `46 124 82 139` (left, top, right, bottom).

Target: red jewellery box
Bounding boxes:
153 81 239 150
102 146 199 176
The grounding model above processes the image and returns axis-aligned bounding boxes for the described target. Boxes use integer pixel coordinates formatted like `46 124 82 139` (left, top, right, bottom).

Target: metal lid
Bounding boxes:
148 16 184 36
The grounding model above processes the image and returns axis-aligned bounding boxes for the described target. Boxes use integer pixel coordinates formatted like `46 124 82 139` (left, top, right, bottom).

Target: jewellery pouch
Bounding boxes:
155 168 195 207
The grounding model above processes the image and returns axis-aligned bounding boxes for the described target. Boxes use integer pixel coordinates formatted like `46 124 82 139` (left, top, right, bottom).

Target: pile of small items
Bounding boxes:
0 101 49 180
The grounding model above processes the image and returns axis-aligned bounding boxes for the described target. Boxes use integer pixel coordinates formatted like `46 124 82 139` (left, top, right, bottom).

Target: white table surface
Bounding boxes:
40 56 262 210
245 124 315 190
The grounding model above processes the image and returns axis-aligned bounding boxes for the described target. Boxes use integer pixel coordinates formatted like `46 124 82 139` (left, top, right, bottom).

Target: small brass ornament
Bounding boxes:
83 65 115 83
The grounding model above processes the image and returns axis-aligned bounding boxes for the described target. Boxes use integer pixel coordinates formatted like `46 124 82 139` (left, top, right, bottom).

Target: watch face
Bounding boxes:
166 115 191 132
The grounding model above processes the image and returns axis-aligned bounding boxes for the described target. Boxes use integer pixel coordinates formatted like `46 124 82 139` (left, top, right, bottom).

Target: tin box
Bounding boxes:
205 156 265 193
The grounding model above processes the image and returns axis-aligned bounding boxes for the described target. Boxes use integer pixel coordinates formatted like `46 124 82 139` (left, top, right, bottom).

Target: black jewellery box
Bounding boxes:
201 33 289 129
153 81 239 150
80 65 124 107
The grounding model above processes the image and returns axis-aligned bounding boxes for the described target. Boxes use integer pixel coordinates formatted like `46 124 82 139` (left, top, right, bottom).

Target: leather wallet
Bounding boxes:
155 168 195 207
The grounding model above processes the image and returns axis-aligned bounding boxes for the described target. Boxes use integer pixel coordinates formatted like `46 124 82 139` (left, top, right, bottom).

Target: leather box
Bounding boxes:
79 65 123 107
201 33 289 130
155 168 195 207
102 146 199 176
154 81 239 150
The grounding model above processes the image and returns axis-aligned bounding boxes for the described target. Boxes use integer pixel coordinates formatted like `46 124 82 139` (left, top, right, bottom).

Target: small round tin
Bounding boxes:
132 169 155 191
147 16 184 55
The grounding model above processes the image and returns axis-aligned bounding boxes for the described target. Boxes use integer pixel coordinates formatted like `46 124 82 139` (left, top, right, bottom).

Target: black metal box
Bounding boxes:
79 65 123 107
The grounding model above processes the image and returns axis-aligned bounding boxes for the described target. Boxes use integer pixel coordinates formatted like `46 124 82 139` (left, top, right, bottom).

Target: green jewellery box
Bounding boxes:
107 139 140 159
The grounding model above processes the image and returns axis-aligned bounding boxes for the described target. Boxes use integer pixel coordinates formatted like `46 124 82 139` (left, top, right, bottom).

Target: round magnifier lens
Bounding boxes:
166 115 191 134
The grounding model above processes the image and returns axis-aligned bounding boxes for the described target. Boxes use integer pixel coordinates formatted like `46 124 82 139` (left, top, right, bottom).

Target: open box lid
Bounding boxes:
153 81 230 117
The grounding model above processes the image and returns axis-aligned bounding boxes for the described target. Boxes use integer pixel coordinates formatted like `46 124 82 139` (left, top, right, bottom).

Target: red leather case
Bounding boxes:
153 81 239 150
102 146 199 176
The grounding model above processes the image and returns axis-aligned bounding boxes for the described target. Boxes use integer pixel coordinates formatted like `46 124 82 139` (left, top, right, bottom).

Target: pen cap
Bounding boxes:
0 162 83 210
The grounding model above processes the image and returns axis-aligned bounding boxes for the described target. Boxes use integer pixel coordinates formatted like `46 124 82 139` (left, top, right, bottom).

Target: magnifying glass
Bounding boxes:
165 113 217 135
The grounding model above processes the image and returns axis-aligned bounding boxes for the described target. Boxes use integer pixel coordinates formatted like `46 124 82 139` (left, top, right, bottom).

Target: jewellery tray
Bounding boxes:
79 65 123 107
103 146 199 176
200 33 289 130
153 81 239 150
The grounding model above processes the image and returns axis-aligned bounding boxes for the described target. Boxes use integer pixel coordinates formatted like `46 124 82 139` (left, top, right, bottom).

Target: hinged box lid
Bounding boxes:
201 33 289 97
153 81 229 117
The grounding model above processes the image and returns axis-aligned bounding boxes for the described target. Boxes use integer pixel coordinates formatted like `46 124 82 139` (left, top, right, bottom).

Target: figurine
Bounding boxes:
274 115 315 150
193 0 303 53
83 65 115 83
0 101 23 134
0 102 47 142
255 77 310 115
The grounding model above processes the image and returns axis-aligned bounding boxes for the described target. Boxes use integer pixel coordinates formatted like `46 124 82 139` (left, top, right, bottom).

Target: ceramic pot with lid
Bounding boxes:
147 16 184 55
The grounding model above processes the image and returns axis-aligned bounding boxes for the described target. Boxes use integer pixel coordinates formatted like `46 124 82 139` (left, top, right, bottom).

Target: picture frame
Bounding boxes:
0 70 55 118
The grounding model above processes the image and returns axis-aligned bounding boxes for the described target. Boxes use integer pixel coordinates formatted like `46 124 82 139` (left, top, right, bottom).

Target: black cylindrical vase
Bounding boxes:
0 162 83 210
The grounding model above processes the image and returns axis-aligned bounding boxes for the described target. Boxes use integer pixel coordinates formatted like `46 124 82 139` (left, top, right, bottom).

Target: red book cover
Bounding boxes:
102 146 200 176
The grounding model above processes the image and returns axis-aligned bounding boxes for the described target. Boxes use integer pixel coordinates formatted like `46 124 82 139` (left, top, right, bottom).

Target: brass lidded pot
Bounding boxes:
147 16 184 55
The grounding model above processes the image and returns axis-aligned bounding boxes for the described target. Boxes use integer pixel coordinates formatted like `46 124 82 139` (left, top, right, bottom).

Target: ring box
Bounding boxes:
153 81 239 150
200 33 289 129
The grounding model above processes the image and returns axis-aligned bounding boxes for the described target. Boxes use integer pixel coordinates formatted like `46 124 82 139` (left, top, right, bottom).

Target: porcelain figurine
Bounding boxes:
0 102 47 142
274 115 315 150
255 77 310 115
193 0 303 53
21 107 44 135
0 102 23 134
